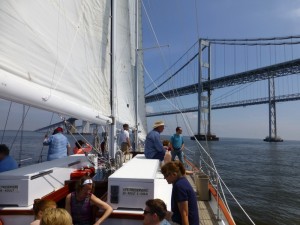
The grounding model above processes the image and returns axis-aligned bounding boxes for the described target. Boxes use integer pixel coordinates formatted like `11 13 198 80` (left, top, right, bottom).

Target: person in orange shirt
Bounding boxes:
73 140 92 154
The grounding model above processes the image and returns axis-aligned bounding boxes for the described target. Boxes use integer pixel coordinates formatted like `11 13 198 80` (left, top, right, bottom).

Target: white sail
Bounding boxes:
136 2 147 140
0 0 112 125
114 0 147 138
114 1 137 126
0 0 147 138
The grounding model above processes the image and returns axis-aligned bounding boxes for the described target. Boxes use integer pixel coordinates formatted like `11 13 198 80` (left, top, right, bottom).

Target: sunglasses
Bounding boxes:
143 210 153 215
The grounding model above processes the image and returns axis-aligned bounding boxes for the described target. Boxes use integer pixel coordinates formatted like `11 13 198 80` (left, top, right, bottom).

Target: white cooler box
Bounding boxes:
108 155 160 210
0 155 89 207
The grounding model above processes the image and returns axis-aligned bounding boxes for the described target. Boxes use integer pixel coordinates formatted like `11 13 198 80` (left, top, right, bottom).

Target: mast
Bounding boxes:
109 0 117 157
134 0 139 151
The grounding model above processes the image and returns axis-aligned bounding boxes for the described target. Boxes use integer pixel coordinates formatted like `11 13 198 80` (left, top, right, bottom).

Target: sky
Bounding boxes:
142 0 300 140
1 0 300 140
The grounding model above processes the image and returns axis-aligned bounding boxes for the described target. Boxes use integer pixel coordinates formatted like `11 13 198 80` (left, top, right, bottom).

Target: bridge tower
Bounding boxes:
264 77 283 142
66 118 77 134
192 39 219 141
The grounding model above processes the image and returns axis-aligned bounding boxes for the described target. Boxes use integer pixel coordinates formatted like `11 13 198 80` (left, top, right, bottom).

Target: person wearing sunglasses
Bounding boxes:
143 198 169 225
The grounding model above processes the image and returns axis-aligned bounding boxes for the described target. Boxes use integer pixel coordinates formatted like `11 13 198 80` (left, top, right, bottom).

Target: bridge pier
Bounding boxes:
191 134 219 141
263 77 283 142
192 39 219 141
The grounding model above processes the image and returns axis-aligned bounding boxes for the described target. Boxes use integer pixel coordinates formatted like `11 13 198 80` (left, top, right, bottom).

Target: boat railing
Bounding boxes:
185 144 256 225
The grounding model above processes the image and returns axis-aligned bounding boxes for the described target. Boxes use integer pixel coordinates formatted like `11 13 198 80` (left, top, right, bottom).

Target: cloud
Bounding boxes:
289 7 300 18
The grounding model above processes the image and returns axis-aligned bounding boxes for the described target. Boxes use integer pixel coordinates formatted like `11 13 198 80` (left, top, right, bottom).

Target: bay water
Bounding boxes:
1 131 300 225
183 137 300 225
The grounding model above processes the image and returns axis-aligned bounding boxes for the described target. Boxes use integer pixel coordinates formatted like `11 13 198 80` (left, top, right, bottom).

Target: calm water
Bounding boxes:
1 131 300 225
182 137 300 225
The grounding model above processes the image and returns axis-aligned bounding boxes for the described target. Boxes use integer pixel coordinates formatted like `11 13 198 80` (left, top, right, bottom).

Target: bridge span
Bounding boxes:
145 38 300 142
145 58 300 103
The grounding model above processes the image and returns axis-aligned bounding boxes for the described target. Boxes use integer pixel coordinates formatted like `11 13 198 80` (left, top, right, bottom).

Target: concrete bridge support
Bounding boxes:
264 77 283 142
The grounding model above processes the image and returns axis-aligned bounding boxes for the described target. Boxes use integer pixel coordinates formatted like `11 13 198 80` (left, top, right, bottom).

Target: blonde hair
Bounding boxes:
40 208 72 225
33 199 57 219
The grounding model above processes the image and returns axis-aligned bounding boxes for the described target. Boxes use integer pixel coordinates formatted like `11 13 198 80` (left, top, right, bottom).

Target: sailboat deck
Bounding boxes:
125 153 219 225
186 175 219 225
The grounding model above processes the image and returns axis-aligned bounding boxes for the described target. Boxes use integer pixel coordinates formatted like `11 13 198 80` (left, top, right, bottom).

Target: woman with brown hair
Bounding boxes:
65 176 113 225
161 161 199 225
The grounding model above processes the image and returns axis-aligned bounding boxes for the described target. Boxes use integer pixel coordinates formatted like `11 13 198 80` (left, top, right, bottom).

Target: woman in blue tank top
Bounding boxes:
65 176 113 225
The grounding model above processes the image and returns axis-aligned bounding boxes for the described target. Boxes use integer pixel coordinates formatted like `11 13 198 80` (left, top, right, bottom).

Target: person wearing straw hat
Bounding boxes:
144 121 167 161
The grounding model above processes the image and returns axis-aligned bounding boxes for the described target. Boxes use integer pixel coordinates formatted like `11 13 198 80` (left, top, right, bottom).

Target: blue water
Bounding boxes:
1 131 300 225
183 137 300 225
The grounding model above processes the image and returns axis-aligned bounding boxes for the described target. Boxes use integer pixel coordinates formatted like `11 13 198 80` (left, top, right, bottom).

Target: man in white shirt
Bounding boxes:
120 124 131 158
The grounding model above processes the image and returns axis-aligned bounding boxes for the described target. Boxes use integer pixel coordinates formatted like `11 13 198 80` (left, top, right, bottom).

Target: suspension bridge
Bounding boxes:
145 35 300 142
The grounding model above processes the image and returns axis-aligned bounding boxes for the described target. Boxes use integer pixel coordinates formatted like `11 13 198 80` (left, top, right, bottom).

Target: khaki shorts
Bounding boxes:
121 142 129 154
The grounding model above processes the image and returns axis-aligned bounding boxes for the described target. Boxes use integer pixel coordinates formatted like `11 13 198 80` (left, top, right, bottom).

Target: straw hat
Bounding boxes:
153 121 165 128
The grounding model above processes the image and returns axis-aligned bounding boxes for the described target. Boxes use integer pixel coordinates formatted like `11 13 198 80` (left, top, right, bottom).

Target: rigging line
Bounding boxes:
38 112 55 163
1 101 12 144
203 34 300 42
195 149 231 215
10 105 31 153
143 59 221 175
62 117 104 158
197 156 255 225
19 105 26 167
145 53 198 96
143 36 199 90
144 55 252 222
210 40 300 46
141 0 169 72
144 40 198 91
170 71 196 132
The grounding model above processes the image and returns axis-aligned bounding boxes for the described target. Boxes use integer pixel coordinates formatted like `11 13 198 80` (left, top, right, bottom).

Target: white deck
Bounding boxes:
0 154 234 225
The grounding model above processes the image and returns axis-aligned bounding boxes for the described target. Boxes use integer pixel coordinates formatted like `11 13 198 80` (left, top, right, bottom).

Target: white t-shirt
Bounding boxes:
120 129 130 143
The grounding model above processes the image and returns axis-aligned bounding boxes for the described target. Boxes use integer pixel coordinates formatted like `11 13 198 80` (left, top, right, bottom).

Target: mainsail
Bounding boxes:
0 0 147 138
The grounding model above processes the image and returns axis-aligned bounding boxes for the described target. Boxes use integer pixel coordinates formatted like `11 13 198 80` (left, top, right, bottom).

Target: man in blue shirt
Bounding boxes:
0 144 18 172
43 127 71 161
144 121 166 161
170 127 184 163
